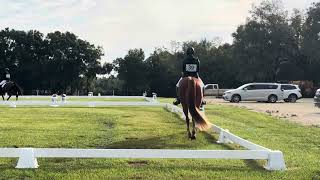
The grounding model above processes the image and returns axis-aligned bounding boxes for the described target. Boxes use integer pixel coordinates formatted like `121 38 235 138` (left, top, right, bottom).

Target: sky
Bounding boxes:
0 0 316 63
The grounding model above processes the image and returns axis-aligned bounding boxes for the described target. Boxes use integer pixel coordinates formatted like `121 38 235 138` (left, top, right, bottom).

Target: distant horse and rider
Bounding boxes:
0 68 23 101
173 47 211 140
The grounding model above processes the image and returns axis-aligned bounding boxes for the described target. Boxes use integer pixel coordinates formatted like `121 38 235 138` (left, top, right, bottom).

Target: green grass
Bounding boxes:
158 97 175 104
0 104 319 179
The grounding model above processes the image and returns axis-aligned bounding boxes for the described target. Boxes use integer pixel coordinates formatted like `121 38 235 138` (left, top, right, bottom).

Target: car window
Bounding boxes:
268 85 278 89
205 85 213 89
253 84 278 89
254 84 266 89
245 85 256 90
281 85 296 90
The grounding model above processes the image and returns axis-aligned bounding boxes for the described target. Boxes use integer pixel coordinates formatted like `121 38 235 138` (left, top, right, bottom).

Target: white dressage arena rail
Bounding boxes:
0 96 286 170
0 96 159 107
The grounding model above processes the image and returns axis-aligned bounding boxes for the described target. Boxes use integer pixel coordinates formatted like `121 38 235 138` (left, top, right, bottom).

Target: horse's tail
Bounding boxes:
188 77 211 131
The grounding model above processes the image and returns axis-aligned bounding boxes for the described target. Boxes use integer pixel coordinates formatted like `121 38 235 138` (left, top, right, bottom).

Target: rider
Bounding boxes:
0 68 11 88
173 47 205 105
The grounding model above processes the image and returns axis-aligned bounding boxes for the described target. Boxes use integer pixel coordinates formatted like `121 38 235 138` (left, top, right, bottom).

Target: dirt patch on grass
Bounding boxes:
205 97 320 126
103 121 115 129
127 160 149 167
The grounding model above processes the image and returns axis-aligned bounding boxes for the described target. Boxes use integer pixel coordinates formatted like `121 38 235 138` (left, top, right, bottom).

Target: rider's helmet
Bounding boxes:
4 68 9 73
186 47 195 55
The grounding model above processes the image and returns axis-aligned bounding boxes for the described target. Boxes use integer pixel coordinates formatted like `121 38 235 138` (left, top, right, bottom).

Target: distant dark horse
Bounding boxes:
179 77 211 140
0 81 23 101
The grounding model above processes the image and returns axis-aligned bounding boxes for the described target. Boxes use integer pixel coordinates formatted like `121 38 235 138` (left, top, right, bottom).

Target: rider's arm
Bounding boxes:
182 59 187 76
197 59 200 73
182 60 185 73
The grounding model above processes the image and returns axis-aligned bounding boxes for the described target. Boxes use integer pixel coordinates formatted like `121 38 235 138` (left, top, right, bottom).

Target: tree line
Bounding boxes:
0 29 112 95
1 1 320 97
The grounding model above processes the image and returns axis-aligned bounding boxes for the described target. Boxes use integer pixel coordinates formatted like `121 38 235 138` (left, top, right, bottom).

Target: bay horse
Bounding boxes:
179 77 211 140
0 81 23 101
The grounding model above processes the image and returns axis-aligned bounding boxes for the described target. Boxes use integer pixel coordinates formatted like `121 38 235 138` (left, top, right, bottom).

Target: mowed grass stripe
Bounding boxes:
0 107 222 149
0 105 319 179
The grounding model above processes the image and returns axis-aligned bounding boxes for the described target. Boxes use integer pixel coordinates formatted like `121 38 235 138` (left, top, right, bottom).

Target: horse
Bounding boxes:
0 81 23 101
179 77 212 140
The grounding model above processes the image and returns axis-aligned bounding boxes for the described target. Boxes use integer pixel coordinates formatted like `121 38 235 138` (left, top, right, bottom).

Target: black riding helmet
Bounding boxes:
186 47 195 55
5 68 9 73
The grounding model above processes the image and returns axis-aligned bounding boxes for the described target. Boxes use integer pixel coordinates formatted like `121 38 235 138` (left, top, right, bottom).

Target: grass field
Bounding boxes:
17 96 146 102
0 102 319 179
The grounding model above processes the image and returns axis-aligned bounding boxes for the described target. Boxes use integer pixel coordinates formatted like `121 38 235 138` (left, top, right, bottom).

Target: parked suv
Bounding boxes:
223 83 284 103
281 84 302 103
314 89 320 108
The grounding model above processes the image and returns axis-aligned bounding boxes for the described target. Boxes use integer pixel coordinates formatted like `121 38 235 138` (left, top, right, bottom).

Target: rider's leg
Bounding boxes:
199 78 206 106
0 80 6 89
0 80 5 86
173 78 182 105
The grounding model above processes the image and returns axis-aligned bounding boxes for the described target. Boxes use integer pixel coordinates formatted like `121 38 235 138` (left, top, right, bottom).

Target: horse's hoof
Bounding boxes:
191 136 196 140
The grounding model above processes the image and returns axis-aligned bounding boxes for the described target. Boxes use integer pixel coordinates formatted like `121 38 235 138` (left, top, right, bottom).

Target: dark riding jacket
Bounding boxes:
182 55 200 78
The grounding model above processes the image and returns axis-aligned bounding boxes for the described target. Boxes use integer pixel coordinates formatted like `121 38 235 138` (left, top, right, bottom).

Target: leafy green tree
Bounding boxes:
233 0 298 82
114 49 148 95
94 76 125 95
45 31 104 94
301 2 320 84
145 48 178 96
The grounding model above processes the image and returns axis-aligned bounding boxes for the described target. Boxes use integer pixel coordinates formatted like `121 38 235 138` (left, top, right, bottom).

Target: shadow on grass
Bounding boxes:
99 134 200 149
202 132 266 171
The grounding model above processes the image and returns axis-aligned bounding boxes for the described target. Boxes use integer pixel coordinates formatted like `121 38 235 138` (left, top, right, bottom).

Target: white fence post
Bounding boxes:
16 148 39 169
265 151 286 171
217 130 232 144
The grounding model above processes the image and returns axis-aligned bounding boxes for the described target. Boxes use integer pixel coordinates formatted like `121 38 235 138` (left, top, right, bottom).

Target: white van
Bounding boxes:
223 83 284 103
280 84 302 103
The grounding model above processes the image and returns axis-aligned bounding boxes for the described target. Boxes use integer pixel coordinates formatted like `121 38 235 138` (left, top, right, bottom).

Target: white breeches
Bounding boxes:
0 80 6 87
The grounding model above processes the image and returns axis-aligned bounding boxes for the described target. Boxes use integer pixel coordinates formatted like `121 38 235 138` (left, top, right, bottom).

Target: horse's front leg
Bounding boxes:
1 94 4 101
191 118 196 140
7 95 11 101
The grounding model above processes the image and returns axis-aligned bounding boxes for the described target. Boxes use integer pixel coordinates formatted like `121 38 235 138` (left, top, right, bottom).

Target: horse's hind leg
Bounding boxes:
182 104 192 139
1 95 4 101
191 118 196 140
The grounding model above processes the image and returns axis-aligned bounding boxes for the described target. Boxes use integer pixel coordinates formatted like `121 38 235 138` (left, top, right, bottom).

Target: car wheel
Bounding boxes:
231 95 241 103
268 95 277 103
288 94 297 103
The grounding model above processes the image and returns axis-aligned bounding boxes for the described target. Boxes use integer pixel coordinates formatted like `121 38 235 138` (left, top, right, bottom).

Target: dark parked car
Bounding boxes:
314 89 320 108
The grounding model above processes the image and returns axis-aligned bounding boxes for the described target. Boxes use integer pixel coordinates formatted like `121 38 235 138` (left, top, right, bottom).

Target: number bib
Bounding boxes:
5 74 10 79
185 64 197 72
